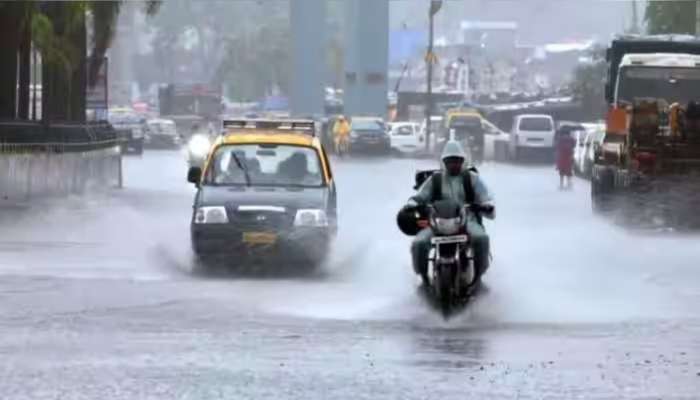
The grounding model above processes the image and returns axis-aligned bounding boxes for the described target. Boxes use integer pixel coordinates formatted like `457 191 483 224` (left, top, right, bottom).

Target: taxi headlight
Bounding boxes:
188 135 211 158
294 209 328 227
194 206 229 224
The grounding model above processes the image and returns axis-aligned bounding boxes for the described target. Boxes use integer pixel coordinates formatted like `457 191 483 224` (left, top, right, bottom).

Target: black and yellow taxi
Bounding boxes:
186 119 337 269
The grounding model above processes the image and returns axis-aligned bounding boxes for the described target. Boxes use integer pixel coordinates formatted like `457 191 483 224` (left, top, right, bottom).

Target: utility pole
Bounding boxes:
425 0 442 152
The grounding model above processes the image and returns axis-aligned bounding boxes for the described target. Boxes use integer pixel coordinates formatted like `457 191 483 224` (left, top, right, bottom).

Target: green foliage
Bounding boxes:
645 0 698 35
570 48 607 120
148 0 292 100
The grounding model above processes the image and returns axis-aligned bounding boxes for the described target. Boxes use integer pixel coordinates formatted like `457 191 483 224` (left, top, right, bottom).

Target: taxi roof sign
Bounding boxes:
222 119 316 136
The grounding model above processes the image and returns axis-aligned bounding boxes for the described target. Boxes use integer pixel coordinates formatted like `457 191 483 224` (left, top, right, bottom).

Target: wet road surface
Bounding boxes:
1 150 699 399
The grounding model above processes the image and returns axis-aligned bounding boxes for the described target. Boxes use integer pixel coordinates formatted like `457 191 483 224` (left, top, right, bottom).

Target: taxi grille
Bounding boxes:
228 209 294 229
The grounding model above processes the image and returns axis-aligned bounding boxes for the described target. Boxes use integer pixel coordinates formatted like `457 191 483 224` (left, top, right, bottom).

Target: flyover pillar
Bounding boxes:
343 0 389 117
290 1 327 117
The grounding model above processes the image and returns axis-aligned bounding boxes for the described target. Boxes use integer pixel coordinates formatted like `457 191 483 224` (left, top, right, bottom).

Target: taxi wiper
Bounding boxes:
230 152 251 187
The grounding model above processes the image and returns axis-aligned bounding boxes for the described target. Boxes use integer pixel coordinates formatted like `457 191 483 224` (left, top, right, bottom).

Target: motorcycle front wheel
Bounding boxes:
436 264 456 318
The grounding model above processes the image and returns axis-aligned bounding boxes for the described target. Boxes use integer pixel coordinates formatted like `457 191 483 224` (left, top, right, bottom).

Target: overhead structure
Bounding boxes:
343 0 389 117
290 1 327 117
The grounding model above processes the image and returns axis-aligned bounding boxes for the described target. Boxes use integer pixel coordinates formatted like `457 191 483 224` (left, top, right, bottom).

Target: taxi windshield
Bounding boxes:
204 144 324 188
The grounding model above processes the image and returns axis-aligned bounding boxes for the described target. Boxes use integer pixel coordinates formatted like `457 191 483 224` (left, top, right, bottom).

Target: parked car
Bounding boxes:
388 122 422 156
508 114 556 161
144 118 181 149
578 123 606 178
108 108 145 155
349 116 391 154
481 119 510 162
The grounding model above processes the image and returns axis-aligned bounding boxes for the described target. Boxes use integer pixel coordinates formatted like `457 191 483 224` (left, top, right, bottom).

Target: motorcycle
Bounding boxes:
424 199 479 317
335 134 350 157
399 199 483 318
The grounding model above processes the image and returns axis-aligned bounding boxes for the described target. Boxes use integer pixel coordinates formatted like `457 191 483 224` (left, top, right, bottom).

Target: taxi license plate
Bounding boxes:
243 232 277 245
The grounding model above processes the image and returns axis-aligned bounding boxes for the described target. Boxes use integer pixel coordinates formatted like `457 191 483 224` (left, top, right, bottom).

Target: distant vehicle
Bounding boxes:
108 107 145 155
158 83 222 139
508 114 556 161
604 35 700 108
187 118 337 272
349 116 391 154
594 36 700 218
577 123 605 178
481 119 510 161
144 118 181 149
444 111 485 163
388 121 422 156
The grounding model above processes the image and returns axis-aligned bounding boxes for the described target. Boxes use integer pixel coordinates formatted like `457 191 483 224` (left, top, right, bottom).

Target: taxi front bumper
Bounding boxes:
191 224 332 264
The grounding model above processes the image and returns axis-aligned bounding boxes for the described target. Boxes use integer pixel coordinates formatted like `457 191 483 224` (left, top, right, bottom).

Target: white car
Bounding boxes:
144 118 181 148
481 119 510 161
509 114 555 161
388 122 423 156
578 124 606 178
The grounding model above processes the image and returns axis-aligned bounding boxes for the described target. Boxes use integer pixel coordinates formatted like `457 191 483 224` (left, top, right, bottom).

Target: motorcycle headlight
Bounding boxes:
194 206 229 224
188 135 211 158
432 217 462 235
294 209 328 227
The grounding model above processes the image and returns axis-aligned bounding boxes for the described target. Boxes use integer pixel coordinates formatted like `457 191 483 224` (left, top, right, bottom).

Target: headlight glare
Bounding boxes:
188 135 211 157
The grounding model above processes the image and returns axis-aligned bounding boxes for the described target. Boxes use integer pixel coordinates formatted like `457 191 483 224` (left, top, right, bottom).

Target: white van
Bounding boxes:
509 114 555 160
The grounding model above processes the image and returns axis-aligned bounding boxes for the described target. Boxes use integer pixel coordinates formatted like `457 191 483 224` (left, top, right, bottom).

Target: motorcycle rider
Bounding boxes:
405 140 495 287
333 115 351 154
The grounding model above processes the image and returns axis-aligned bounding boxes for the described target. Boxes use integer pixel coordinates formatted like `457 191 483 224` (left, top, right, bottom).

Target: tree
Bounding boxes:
148 0 253 83
570 47 607 121
0 0 160 122
645 0 698 35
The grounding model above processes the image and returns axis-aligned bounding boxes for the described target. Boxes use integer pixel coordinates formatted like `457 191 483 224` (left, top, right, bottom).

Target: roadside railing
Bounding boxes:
0 121 124 203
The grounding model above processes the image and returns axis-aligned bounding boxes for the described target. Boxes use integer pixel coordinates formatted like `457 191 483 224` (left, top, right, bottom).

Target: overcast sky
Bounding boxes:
391 0 638 45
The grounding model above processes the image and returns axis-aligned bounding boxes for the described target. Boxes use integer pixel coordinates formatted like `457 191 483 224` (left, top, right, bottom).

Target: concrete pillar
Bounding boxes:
290 1 327 117
343 0 389 117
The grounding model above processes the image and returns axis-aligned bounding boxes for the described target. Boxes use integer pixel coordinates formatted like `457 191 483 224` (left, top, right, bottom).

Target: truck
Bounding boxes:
591 35 700 226
158 83 223 139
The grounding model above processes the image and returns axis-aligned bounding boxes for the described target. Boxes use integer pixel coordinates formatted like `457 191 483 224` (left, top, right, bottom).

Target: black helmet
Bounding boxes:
396 206 422 236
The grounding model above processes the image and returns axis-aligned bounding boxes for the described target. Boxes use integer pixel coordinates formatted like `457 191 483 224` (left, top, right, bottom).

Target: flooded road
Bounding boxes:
1 150 699 399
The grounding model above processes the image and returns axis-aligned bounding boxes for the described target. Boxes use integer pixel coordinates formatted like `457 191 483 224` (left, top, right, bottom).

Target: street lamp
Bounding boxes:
425 0 442 152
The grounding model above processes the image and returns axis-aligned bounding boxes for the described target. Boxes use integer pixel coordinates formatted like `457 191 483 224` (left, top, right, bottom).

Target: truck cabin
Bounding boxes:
605 35 700 105
614 53 700 108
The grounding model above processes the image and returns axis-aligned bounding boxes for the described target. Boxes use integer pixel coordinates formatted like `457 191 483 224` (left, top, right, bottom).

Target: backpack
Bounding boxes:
430 168 476 204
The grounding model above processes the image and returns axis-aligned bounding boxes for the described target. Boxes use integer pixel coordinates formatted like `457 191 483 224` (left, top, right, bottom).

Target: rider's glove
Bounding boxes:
470 204 495 215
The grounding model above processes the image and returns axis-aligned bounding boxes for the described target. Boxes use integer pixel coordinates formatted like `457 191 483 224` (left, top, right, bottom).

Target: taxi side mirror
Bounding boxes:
187 166 202 186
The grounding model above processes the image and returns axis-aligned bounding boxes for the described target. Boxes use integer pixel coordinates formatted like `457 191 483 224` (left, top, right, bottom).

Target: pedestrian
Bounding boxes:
556 126 576 190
